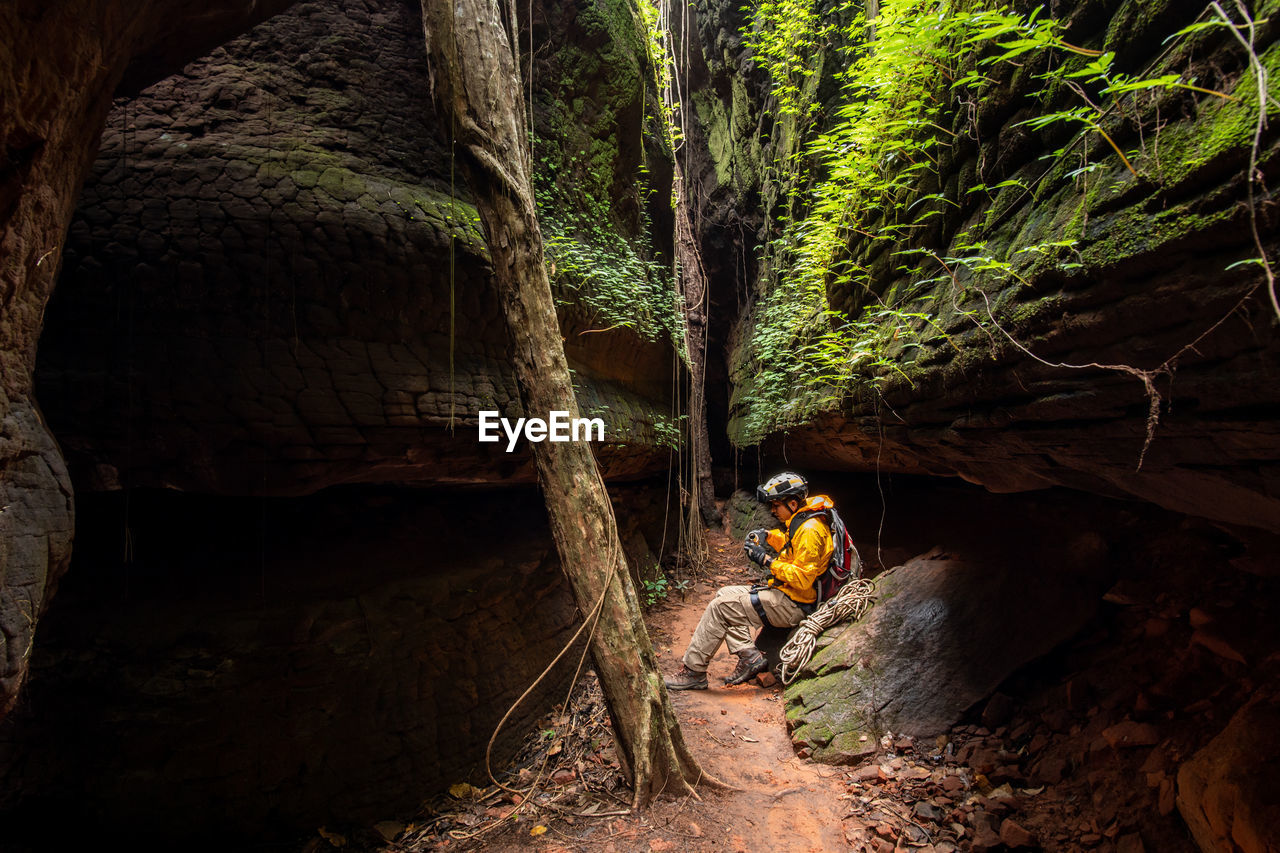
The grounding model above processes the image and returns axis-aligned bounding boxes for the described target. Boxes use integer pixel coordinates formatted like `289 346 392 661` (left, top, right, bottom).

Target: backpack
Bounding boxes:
785 506 862 604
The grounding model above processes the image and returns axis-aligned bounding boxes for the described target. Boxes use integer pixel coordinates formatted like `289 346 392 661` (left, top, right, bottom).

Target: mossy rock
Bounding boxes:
784 543 1113 763
727 488 776 540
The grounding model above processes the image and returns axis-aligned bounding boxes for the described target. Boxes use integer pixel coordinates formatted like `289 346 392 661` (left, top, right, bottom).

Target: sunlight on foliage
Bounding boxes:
730 0 1265 446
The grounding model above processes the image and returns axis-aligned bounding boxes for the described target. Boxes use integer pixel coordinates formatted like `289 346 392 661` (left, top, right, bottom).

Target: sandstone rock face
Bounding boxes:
661 0 774 457
0 485 669 837
3 0 683 825
786 541 1113 763
0 401 74 718
0 0 294 723
37 0 677 497
1177 694 1280 853
725 487 775 540
692 0 1280 533
804 0 1280 527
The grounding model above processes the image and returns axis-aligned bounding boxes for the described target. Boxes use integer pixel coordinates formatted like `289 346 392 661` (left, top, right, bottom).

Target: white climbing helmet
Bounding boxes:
756 472 808 504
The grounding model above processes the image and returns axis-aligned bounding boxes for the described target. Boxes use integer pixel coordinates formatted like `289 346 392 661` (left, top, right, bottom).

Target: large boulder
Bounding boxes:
1177 694 1280 853
785 539 1113 762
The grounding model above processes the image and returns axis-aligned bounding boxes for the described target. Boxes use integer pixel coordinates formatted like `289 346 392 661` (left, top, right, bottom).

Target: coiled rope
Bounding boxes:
777 578 877 685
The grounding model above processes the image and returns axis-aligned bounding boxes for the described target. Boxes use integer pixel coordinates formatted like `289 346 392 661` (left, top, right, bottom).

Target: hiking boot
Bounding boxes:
664 665 708 691
723 647 768 685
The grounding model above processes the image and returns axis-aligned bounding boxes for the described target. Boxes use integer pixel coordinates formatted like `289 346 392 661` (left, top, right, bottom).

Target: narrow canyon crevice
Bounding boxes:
0 0 1277 847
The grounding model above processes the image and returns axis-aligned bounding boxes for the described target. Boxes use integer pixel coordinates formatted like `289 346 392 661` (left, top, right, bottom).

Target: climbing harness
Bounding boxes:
777 578 877 685
749 584 815 628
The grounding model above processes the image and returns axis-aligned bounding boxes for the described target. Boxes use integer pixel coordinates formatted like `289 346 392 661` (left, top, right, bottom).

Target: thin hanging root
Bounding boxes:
969 287 1177 470
1210 0 1278 322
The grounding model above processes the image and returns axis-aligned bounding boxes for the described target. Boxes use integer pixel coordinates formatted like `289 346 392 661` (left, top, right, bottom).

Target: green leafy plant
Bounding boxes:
642 573 670 606
642 569 691 606
729 0 1260 447
529 0 687 354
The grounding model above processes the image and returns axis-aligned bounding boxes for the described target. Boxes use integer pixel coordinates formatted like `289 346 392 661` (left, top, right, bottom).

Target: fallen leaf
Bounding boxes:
372 821 404 842
317 827 347 848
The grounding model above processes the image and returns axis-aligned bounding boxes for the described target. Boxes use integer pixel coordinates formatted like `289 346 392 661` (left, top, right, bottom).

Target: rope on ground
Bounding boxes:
777 578 877 685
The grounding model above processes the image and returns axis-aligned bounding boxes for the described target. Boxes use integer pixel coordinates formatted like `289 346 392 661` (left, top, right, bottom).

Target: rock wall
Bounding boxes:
2 0 685 831
820 0 1279 530
690 0 1280 533
663 0 773 463
36 0 678 497
0 485 671 838
0 0 295 723
1177 694 1280 853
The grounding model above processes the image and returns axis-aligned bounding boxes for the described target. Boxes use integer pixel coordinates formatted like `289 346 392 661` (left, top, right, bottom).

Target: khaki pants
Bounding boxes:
682 585 805 672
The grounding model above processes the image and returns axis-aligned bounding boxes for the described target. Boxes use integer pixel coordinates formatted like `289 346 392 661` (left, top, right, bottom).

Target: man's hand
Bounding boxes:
744 540 773 569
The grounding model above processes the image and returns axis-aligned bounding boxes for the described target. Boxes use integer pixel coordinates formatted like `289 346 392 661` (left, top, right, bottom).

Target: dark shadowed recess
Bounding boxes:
0 483 682 846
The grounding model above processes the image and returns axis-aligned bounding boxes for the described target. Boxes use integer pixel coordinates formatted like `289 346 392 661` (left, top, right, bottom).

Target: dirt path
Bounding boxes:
376 529 856 853
643 530 849 852
364 526 1166 853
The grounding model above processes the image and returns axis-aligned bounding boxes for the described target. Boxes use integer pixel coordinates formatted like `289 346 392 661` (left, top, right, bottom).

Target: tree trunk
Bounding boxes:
419 0 720 807
674 160 722 529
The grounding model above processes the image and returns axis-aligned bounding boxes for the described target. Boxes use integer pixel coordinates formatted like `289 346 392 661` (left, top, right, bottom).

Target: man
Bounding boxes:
665 472 835 690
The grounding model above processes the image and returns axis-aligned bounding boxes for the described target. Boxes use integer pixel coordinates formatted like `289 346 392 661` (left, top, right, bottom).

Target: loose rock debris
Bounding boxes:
337 693 1172 853
836 728 1059 852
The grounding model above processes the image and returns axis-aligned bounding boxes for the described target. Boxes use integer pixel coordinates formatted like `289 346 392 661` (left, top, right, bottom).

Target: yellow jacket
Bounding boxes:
763 495 835 604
